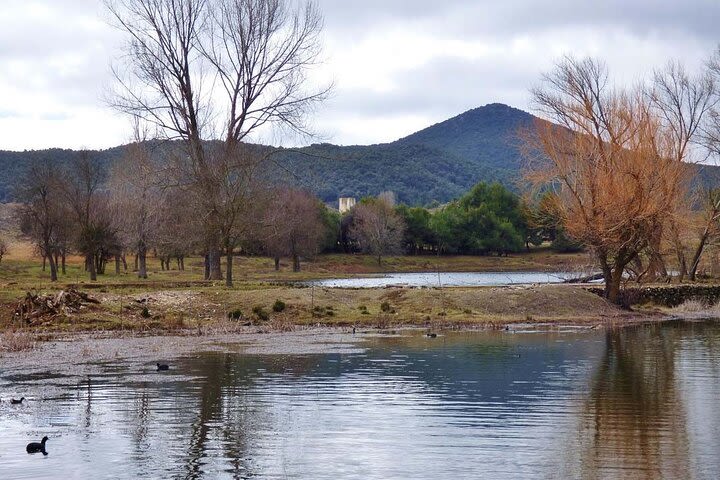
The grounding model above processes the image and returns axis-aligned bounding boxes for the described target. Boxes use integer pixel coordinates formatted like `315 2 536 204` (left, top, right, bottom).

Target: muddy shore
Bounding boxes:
0 311 678 378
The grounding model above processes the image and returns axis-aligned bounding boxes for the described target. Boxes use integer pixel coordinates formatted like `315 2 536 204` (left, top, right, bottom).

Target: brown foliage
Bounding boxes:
349 198 405 266
261 187 325 272
526 56 709 303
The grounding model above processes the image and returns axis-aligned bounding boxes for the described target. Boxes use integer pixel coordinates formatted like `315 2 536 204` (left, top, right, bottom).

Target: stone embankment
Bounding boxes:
587 285 720 307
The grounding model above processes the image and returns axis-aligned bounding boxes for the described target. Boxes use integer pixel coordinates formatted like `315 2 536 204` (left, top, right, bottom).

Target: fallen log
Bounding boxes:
563 273 604 284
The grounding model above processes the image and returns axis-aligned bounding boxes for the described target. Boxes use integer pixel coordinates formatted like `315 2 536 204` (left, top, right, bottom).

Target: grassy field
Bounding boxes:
0 237 623 336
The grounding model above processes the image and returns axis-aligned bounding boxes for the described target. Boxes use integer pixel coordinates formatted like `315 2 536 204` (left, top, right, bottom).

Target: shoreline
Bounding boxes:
0 311 683 372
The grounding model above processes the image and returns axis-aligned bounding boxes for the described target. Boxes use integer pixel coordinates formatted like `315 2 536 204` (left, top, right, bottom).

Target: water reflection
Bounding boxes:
1 322 720 479
576 322 720 480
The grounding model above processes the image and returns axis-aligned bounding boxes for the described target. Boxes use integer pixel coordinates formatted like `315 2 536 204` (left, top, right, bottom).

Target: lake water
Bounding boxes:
309 271 575 288
2 320 720 479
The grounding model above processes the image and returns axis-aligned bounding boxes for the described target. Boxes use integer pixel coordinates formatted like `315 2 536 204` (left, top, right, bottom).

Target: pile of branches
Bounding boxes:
14 289 100 324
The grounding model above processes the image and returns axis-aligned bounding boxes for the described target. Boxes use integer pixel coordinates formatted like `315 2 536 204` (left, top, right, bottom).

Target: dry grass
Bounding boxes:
0 233 625 333
0 328 36 352
672 299 720 316
0 282 629 335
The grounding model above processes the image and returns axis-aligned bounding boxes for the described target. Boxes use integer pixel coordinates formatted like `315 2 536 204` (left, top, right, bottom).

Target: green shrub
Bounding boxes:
141 307 151 318
272 299 287 312
380 301 391 313
228 309 243 320
252 306 269 321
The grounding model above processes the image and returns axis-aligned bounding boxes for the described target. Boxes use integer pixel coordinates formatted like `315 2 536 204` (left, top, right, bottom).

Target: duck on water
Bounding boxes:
26 437 48 455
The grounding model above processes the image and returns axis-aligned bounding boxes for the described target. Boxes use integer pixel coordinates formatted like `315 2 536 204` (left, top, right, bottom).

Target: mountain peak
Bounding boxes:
395 103 532 146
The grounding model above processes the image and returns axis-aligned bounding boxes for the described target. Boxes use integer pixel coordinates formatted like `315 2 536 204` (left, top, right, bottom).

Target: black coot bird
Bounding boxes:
26 436 48 455
156 363 169 371
11 397 25 404
426 332 437 338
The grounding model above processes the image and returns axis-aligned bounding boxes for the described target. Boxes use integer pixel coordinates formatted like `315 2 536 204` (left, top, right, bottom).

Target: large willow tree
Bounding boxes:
528 56 715 303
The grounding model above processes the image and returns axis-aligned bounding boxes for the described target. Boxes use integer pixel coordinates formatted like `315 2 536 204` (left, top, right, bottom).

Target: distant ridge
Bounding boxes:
274 103 538 204
2 103 719 205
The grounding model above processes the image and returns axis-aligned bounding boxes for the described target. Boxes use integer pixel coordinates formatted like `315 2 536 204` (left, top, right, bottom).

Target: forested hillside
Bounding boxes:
1 103 719 205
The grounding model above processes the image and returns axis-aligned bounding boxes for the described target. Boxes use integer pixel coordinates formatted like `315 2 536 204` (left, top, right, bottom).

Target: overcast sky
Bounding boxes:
1 0 718 151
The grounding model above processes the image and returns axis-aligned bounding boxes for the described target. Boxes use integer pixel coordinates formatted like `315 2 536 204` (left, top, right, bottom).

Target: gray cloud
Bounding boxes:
325 55 534 127
320 0 720 43
1 0 718 150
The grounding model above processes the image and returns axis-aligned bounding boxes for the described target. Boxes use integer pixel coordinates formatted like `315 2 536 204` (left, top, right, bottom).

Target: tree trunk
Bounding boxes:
377 254 382 266
646 227 668 280
689 233 710 281
274 256 280 271
677 256 688 283
292 254 300 272
604 271 622 305
87 254 97 281
121 254 128 271
42 255 46 271
138 245 148 279
61 250 66 275
179 256 185 271
225 251 233 287
134 254 139 272
207 249 222 280
115 255 121 275
48 252 58 282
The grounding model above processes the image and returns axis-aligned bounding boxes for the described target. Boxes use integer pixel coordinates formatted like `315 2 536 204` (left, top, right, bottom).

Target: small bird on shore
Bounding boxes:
352 327 356 334
426 332 437 338
26 436 48 455
11 397 25 405
156 363 169 371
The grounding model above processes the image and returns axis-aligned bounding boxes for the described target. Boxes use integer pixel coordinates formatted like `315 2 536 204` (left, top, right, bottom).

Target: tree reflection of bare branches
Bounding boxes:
179 353 318 479
576 324 691 480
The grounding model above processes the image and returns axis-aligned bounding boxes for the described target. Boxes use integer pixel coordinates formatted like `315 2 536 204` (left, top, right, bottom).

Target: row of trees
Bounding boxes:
17 146 335 281
18 155 567 279
335 183 573 264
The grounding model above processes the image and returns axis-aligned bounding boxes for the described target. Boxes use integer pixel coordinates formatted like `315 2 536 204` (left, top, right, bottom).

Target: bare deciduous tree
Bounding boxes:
647 60 717 280
106 0 330 286
109 136 163 279
16 162 68 281
63 153 120 281
262 187 325 272
688 189 720 280
350 198 405 266
704 46 720 154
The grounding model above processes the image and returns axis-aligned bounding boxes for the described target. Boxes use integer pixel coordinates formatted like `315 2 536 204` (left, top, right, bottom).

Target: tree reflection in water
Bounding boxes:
578 323 692 479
